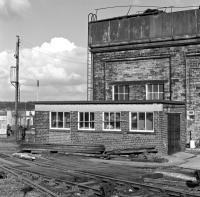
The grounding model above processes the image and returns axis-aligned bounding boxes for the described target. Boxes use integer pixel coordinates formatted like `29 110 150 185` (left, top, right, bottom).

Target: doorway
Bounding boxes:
168 113 181 155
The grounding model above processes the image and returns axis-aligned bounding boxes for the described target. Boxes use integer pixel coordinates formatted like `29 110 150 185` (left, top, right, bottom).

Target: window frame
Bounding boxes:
112 85 129 101
129 112 154 132
103 112 121 131
146 84 164 100
49 112 70 130
78 112 95 130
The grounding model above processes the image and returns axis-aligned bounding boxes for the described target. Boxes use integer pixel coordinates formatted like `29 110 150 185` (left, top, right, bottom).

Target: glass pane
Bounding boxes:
147 92 152 100
116 113 120 121
80 122 84 128
131 113 137 130
116 121 120 129
51 112 56 127
90 112 94 121
146 113 153 130
64 112 70 128
85 112 89 121
104 122 109 129
85 122 89 128
159 84 164 92
65 123 70 128
119 86 123 93
64 112 70 121
159 92 164 100
147 84 152 92
104 113 109 122
125 85 129 94
153 84 158 92
110 122 114 129
90 122 94 129
125 93 129 101
152 92 158 100
114 86 118 94
139 113 145 130
114 94 118 101
58 112 63 128
110 113 114 122
119 94 124 100
80 112 83 121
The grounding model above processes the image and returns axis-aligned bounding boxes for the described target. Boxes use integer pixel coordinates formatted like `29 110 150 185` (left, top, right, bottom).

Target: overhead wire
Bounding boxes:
94 4 199 18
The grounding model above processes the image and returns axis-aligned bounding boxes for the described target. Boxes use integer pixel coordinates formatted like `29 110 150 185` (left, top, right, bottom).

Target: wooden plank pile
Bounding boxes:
103 146 160 161
19 143 105 155
105 146 157 156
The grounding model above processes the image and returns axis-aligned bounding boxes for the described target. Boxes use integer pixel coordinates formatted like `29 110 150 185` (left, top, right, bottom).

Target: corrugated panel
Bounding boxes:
173 9 197 37
90 21 110 45
110 18 130 43
89 9 200 47
130 15 150 41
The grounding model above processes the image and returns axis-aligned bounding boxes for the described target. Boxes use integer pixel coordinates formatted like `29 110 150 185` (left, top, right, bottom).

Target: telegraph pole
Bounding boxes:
14 35 20 141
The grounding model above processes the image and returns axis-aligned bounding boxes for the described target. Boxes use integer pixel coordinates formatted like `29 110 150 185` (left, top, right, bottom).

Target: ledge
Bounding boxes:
35 100 185 105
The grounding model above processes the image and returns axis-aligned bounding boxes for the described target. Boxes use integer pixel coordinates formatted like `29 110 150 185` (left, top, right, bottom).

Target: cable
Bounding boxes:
95 4 199 11
94 4 199 18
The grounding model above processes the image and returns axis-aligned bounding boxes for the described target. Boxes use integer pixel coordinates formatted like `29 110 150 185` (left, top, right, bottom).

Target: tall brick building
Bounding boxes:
88 8 200 143
34 8 193 155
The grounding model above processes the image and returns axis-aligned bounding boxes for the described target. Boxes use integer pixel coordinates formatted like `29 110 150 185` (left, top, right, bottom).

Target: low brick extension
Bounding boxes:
34 101 185 155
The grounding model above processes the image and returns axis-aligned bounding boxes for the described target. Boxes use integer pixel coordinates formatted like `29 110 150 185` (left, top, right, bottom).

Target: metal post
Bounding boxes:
14 35 20 141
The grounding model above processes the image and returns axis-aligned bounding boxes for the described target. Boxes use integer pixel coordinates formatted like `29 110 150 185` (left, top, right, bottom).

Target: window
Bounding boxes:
103 112 121 130
146 84 164 100
78 112 94 130
50 112 70 129
112 85 129 101
130 112 154 132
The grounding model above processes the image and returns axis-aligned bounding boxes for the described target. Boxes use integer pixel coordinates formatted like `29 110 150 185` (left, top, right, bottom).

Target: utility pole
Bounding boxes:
14 35 20 141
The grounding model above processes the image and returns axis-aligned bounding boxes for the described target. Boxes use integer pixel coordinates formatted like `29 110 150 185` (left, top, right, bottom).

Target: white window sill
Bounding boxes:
50 127 70 130
129 130 154 132
103 129 121 131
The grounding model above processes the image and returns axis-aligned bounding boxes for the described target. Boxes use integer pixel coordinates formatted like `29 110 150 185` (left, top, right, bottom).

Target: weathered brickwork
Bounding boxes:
35 111 49 143
49 131 71 144
92 44 200 141
35 111 71 144
35 103 185 155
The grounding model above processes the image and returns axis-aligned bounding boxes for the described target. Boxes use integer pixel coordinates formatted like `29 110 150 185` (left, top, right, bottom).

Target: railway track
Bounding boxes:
0 153 200 197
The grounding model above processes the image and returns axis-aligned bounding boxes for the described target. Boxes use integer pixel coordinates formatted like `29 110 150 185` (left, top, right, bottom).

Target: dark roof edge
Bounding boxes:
35 100 185 105
89 8 198 24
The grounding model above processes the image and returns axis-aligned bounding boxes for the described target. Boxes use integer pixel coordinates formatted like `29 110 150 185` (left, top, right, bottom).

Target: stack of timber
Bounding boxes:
19 143 105 155
103 146 159 161
105 146 157 156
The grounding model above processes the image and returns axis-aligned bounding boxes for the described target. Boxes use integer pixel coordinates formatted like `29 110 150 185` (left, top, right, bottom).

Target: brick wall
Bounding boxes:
35 111 71 144
92 44 200 141
35 104 185 155
35 111 49 143
69 110 184 155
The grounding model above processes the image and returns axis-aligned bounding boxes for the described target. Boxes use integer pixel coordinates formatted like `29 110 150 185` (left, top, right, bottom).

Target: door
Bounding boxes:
168 113 181 155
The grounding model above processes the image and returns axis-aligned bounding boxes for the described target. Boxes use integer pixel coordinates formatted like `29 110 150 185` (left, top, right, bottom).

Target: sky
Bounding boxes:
0 0 199 102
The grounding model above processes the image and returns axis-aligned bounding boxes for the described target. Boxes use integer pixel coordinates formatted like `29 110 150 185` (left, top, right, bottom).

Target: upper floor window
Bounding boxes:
50 112 70 129
146 84 164 100
103 112 121 130
78 112 95 130
112 85 129 101
130 112 154 132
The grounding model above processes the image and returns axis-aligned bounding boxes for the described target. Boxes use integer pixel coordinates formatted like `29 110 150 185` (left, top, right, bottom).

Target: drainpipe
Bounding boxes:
169 56 172 101
183 51 188 145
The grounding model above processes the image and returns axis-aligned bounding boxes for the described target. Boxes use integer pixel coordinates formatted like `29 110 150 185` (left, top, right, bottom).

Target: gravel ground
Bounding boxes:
0 172 46 197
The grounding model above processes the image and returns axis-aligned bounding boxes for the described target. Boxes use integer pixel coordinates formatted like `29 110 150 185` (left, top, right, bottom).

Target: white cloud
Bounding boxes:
0 37 87 101
0 0 30 18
